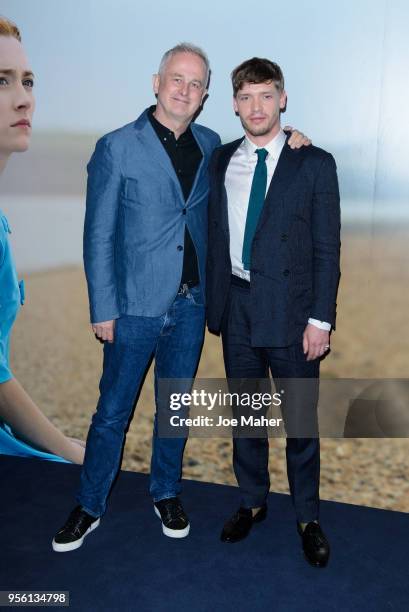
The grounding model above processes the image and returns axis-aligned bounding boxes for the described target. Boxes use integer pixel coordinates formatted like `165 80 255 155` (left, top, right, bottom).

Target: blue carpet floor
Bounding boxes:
1 455 408 612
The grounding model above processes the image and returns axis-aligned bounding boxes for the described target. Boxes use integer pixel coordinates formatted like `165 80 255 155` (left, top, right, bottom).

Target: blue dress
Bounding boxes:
0 210 68 462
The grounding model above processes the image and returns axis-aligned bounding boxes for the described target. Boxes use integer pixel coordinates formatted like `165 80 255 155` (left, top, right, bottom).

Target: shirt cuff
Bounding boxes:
308 318 331 331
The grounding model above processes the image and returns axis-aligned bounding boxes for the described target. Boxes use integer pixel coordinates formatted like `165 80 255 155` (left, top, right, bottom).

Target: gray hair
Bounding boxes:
158 42 210 89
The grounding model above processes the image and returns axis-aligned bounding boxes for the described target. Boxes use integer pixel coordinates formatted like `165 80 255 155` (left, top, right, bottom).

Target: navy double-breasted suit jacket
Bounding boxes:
206 134 341 347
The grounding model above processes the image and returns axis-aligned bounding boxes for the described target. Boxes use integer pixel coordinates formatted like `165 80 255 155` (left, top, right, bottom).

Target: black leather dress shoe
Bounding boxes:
221 505 267 543
297 522 330 567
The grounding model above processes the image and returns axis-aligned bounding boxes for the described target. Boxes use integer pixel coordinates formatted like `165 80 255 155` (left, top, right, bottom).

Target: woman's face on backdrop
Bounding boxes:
0 34 35 161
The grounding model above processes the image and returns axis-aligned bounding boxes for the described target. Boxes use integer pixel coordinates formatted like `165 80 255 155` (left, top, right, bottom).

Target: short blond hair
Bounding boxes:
0 16 21 42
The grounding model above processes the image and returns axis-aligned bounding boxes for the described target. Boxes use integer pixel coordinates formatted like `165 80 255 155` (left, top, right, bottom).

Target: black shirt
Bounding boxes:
148 106 201 286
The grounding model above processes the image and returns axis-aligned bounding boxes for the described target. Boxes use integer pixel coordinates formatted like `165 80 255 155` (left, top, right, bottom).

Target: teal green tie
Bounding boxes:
242 148 268 271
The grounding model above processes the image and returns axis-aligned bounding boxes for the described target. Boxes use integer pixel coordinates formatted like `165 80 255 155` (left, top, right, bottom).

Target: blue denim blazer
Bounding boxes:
83 109 221 323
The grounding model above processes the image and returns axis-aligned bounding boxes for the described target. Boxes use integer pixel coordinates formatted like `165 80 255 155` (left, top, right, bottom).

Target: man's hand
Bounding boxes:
284 125 312 149
302 323 330 361
92 320 115 343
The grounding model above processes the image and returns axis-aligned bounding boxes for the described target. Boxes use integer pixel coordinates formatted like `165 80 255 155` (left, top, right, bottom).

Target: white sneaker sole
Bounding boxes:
52 518 100 552
154 506 190 538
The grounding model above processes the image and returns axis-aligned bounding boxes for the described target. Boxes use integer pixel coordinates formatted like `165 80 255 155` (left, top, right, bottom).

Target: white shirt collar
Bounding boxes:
242 128 286 161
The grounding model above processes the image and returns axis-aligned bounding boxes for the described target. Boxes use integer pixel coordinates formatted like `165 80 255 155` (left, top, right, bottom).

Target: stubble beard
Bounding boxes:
240 115 278 139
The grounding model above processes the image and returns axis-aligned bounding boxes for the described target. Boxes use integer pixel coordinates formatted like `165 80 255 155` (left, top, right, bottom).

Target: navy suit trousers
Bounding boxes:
221 277 320 523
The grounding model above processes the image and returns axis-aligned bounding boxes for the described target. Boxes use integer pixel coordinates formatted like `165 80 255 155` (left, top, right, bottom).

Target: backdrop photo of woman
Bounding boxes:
0 16 84 464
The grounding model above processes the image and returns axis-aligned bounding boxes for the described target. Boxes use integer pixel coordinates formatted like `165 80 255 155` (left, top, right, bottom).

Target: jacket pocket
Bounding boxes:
122 177 140 203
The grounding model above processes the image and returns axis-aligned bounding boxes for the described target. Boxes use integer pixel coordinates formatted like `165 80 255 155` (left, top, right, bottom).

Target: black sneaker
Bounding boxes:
52 506 100 552
154 497 190 538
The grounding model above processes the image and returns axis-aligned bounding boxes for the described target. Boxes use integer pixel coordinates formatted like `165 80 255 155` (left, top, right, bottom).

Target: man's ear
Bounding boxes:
280 90 287 110
233 95 238 115
152 73 160 95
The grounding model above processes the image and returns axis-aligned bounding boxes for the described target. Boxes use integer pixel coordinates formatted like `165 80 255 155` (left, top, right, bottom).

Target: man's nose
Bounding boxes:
179 81 189 96
251 97 261 112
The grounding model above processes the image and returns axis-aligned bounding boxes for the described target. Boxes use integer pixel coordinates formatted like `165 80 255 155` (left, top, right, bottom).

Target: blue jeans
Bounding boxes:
77 285 205 517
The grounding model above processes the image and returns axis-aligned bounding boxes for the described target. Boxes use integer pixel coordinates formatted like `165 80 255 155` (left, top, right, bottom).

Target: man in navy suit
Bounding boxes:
52 45 308 552
206 58 340 567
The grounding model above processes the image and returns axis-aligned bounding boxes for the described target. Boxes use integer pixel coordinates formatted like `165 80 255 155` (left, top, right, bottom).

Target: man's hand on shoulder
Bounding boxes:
92 320 115 343
302 323 329 361
284 125 311 149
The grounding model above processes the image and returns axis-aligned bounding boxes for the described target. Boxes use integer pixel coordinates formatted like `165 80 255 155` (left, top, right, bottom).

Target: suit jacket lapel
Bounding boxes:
217 138 244 237
134 113 185 202
255 138 304 234
188 124 210 206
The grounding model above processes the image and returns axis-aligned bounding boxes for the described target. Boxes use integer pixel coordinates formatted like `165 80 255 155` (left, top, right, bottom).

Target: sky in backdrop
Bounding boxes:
2 0 409 206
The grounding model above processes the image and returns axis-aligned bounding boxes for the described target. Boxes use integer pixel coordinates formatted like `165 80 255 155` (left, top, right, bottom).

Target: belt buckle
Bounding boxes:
178 282 189 295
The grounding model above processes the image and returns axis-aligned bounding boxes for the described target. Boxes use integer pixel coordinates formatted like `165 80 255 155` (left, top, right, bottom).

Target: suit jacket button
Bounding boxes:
182 209 187 215
281 233 288 241
177 245 184 251
283 269 289 277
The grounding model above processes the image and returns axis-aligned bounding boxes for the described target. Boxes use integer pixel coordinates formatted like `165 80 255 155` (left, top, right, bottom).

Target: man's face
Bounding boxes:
233 80 286 140
153 52 207 124
0 35 35 159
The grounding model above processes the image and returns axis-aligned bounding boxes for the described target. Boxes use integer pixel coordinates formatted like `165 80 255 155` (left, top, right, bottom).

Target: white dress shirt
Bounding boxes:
225 129 331 332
